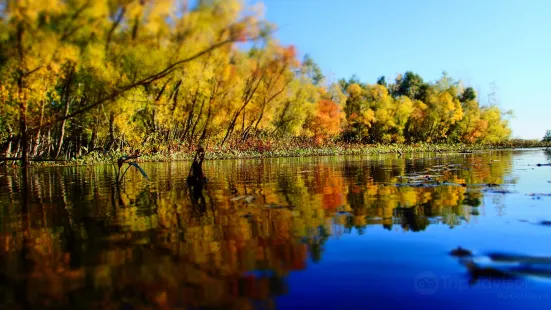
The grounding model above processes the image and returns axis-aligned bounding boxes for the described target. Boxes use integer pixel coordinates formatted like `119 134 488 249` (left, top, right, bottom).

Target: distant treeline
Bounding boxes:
0 0 512 164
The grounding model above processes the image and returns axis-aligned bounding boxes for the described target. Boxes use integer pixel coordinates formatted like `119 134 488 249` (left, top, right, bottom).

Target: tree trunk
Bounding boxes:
272 100 292 136
54 107 70 158
18 70 29 167
55 67 75 158
108 112 116 150
46 128 52 155
14 141 21 159
4 140 12 158
188 99 205 146
31 100 45 156
241 117 257 142
199 100 213 142
90 123 97 151
220 69 265 147
19 101 29 167
2 129 13 158
182 87 198 141
77 134 81 157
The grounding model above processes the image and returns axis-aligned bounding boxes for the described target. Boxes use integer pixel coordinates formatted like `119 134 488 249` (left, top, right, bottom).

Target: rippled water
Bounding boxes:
1 149 551 309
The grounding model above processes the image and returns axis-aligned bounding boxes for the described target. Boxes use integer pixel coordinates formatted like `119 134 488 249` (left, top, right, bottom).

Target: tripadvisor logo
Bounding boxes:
413 271 531 295
414 271 439 295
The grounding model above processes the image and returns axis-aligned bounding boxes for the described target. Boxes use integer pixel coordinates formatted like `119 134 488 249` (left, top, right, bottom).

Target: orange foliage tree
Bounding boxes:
305 99 343 144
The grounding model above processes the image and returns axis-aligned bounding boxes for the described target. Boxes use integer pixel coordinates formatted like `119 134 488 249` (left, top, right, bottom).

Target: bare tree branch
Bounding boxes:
33 37 249 132
60 1 91 41
105 6 126 51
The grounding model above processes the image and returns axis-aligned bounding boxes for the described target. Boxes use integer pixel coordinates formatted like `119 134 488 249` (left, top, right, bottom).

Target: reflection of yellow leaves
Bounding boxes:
0 151 516 309
399 189 418 207
353 216 366 227
366 184 378 196
422 191 432 203
378 185 396 197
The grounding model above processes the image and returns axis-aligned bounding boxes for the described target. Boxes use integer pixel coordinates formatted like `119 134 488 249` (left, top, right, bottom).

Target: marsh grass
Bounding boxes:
19 139 550 167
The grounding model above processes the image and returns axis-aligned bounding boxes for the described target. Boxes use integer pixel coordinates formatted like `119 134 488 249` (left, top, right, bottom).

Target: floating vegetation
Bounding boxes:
528 193 551 198
450 247 473 257
486 253 551 265
483 188 516 194
230 195 257 203
115 155 150 184
450 248 551 283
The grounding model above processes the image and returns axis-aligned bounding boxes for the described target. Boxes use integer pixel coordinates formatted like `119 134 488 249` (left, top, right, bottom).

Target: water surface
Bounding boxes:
1 149 551 309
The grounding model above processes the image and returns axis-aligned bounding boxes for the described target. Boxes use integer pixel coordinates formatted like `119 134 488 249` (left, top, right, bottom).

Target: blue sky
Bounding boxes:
248 0 550 140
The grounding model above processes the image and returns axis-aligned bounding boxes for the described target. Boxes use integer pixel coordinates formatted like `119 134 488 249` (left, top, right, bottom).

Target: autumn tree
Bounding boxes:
0 0 267 165
305 99 344 144
0 2 516 163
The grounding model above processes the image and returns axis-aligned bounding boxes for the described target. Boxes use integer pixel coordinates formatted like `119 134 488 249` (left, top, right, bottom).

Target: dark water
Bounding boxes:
1 149 551 309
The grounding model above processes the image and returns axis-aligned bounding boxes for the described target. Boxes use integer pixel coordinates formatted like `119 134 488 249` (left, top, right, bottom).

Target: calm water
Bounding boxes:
1 149 551 309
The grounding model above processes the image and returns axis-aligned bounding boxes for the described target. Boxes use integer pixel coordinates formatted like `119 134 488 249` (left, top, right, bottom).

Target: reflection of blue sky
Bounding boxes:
278 229 551 309
276 149 551 309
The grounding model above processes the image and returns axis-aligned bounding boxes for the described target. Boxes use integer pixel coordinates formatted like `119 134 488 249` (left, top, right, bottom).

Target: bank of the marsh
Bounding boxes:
4 139 550 167
2 148 551 310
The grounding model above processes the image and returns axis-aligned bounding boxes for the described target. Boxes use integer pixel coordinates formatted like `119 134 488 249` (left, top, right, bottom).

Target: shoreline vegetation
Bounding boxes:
0 1 541 168
2 139 549 167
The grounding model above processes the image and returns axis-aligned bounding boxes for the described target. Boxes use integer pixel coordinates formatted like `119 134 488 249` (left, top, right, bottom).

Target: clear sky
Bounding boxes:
247 0 550 140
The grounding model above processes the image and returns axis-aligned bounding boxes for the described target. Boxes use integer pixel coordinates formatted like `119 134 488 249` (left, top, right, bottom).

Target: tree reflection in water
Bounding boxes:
0 151 514 309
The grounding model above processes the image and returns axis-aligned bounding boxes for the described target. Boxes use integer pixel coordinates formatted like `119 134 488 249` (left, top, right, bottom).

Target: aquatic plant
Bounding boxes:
114 155 149 184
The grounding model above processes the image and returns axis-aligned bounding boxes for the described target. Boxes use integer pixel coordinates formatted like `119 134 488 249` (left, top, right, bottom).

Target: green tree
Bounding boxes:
392 71 427 100
302 54 324 86
460 87 477 102
376 76 387 87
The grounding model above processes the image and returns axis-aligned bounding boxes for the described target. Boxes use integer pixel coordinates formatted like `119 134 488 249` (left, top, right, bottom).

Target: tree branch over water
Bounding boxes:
33 34 264 132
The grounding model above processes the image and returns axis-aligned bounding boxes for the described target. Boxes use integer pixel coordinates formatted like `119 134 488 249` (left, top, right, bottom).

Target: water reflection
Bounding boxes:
0 151 516 309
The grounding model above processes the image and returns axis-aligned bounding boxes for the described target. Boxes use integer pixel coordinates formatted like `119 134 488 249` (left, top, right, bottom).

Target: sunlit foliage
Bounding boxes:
0 1 513 164
341 72 512 144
